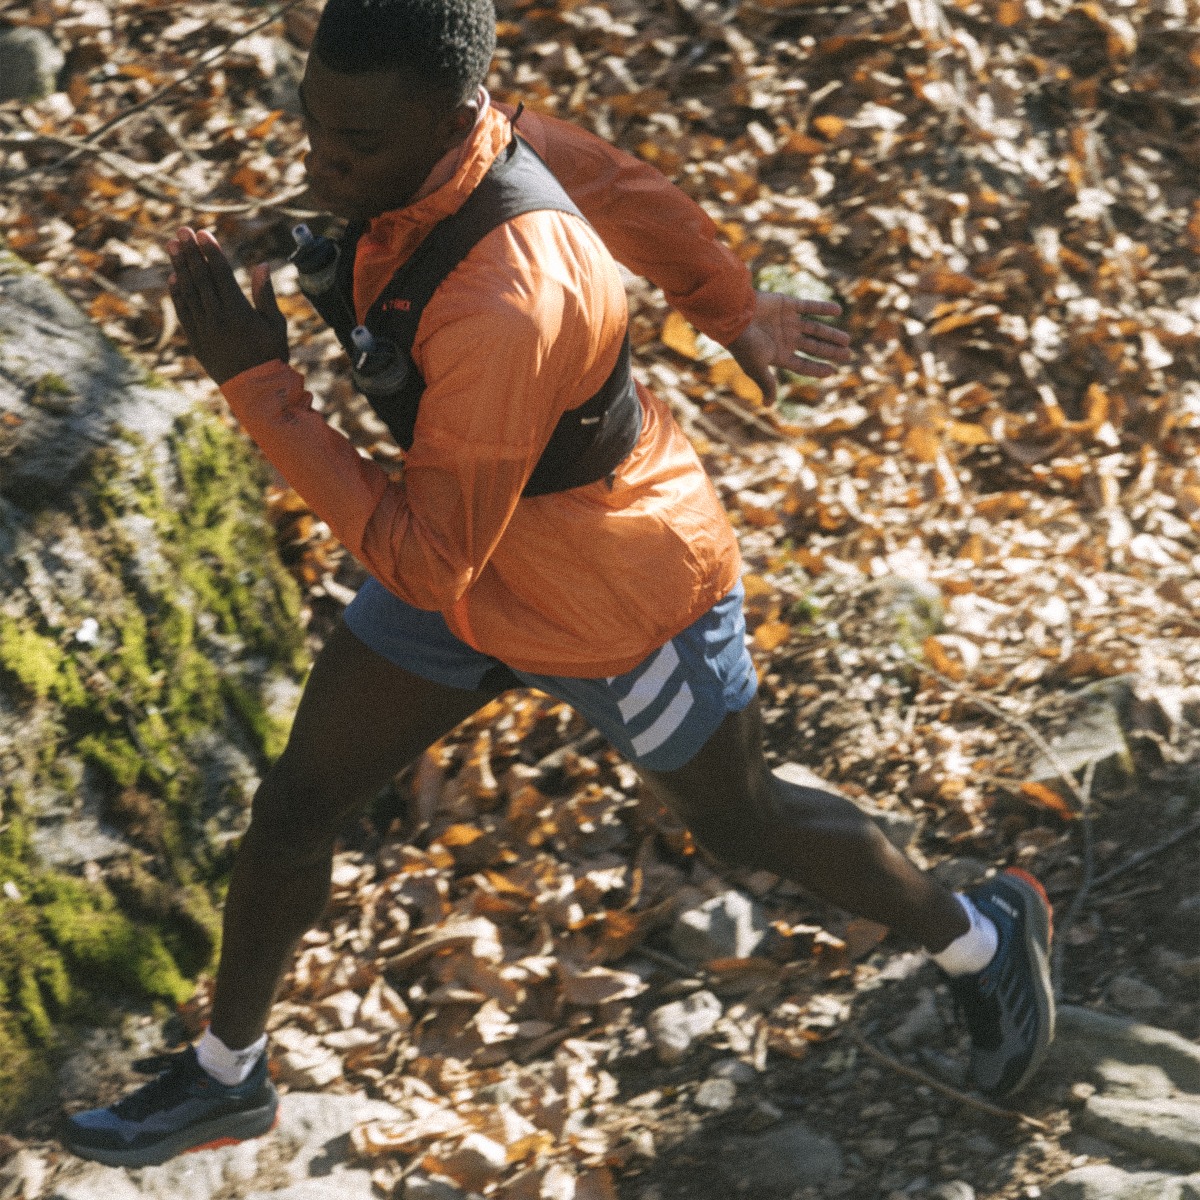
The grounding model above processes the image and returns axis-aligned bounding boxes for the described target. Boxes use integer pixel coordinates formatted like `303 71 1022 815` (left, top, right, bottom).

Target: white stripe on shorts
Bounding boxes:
616 641 680 723
631 682 695 758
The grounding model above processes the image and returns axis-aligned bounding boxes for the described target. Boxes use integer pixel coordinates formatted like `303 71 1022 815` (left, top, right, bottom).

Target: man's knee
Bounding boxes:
243 757 348 864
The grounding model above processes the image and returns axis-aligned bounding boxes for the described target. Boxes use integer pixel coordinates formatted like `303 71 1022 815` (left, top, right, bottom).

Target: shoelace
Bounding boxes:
111 1048 210 1121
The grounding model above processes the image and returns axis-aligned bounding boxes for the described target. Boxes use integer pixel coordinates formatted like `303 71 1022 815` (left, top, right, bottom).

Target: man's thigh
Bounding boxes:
276 618 497 807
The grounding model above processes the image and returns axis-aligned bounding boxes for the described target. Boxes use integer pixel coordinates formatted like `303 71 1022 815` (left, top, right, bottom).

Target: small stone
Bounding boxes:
1108 975 1166 1016
905 1114 942 1138
695 1078 738 1112
710 1057 758 1085
859 1136 899 1160
963 1133 1000 1156
886 987 943 1051
721 1121 844 1190
742 1098 784 1132
670 891 769 962
0 27 64 102
928 1184 976 1200
647 990 723 1064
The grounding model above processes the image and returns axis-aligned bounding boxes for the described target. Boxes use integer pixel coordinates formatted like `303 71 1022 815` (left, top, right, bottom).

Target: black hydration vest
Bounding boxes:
295 133 643 498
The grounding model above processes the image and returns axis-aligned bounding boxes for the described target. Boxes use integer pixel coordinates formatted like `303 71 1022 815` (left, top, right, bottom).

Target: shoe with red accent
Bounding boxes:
63 1045 278 1167
948 868 1056 1099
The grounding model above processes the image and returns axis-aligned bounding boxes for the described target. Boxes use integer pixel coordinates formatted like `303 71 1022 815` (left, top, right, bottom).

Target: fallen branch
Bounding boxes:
1091 811 1200 889
846 1028 1050 1132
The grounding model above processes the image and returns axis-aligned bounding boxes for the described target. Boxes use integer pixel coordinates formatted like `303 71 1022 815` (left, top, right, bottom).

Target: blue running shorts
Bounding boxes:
343 578 757 773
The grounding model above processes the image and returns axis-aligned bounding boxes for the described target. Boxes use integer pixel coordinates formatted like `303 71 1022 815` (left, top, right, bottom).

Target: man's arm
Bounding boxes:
506 105 851 401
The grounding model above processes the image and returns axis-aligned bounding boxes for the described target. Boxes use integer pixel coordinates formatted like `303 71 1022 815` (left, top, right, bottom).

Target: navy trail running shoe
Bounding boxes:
63 1044 278 1167
949 867 1055 1099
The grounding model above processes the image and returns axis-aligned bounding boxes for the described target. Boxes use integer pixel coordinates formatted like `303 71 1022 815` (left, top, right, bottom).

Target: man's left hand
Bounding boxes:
167 227 290 386
728 290 852 405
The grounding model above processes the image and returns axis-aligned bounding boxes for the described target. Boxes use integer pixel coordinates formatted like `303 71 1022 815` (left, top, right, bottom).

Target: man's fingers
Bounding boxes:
250 262 282 321
790 335 853 364
195 229 250 312
796 318 851 347
784 352 837 378
792 298 842 318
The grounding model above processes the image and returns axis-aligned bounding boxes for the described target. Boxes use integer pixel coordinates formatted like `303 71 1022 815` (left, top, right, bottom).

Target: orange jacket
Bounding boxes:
222 104 747 677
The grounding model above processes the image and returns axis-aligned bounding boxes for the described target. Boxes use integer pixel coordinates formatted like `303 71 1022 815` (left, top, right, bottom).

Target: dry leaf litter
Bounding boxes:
2 0 1200 1197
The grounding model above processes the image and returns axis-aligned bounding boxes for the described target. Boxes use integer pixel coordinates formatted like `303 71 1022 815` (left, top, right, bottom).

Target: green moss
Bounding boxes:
0 401 309 1120
37 875 191 1006
221 676 291 762
77 733 143 790
0 617 87 706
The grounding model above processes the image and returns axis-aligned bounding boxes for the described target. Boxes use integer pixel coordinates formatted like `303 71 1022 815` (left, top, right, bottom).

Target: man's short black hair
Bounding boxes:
313 0 496 103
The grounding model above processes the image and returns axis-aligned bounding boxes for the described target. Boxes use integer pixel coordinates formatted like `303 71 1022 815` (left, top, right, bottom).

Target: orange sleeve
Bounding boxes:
221 210 625 616
503 104 756 347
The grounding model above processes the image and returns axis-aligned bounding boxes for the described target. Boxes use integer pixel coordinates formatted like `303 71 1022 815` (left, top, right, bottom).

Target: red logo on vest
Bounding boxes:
382 298 412 312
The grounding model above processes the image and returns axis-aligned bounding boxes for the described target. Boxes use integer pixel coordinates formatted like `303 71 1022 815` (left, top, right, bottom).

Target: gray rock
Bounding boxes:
1043 1164 1200 1200
670 890 769 962
886 987 943 1051
48 1171 147 1200
0 27 64 102
1050 1006 1200 1093
272 1091 405 1182
647 990 723 1064
1108 975 1167 1016
773 762 918 850
1093 1061 1175 1101
721 1120 844 1193
931 857 990 893
694 1077 738 1111
244 1176 380 1200
710 1057 758 1085
928 1185 976 1200
0 1150 48 1200
1080 1096 1200 1171
905 1114 942 1138
1029 679 1132 785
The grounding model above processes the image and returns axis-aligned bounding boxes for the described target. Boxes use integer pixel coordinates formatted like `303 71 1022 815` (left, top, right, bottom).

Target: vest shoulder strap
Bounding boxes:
366 135 582 350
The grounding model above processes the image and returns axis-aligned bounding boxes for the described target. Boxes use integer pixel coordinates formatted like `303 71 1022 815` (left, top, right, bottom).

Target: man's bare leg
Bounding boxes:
209 619 499 1049
637 696 968 952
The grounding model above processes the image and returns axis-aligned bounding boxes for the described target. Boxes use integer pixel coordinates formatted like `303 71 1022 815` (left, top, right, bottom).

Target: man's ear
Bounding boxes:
441 96 480 145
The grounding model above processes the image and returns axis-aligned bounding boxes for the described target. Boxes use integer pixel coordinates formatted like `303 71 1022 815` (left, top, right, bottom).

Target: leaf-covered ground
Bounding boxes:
3 0 1200 1196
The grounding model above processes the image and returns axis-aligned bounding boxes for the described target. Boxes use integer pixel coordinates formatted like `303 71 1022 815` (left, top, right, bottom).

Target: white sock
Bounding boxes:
195 1026 267 1086
931 894 999 976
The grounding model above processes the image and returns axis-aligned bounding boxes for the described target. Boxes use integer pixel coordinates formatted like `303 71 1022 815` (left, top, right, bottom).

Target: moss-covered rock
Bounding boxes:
0 249 309 1121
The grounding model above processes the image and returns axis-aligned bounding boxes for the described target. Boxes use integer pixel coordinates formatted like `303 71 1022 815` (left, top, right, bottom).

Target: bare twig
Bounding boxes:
1050 759 1095 1000
847 1028 1050 1132
1091 811 1200 890
2 132 310 213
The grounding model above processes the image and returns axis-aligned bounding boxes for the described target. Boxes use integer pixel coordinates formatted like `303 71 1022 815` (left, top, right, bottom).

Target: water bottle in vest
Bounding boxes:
350 325 409 397
290 224 339 299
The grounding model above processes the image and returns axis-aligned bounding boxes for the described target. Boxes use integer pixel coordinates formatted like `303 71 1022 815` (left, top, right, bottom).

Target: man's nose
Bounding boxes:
304 139 350 181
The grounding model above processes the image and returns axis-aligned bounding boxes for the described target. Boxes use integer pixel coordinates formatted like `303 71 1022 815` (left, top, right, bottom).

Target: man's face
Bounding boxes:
298 54 465 221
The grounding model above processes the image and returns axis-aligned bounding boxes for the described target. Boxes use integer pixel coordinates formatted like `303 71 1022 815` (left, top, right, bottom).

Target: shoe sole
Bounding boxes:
65 1098 279 1168
993 867 1055 1099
